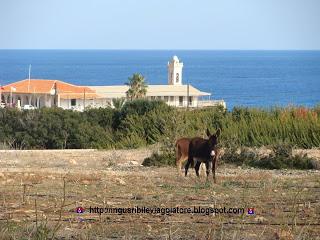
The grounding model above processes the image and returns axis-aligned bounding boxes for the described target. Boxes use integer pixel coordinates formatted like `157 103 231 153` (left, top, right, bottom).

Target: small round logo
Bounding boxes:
247 208 255 215
76 207 85 213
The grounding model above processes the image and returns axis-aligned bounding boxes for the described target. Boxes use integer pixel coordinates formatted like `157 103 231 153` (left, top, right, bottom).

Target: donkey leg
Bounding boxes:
195 161 201 177
176 146 181 173
213 148 220 183
176 158 182 174
205 161 210 180
185 156 192 177
212 158 217 183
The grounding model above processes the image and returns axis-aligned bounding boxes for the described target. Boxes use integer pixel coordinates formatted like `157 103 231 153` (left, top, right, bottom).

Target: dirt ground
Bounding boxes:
0 149 319 240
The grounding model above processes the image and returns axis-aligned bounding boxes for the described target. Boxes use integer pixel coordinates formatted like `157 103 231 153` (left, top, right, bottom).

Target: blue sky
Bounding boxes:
1 0 319 49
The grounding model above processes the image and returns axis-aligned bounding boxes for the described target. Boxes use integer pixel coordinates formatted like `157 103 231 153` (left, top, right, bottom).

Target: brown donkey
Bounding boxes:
175 138 191 172
185 129 221 183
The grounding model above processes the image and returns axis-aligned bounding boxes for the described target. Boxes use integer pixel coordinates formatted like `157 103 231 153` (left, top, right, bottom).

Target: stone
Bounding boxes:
129 161 139 165
254 216 268 224
274 230 294 240
115 178 126 186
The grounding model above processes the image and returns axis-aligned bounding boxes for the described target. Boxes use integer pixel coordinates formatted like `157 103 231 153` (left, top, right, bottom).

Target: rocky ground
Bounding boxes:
0 149 319 239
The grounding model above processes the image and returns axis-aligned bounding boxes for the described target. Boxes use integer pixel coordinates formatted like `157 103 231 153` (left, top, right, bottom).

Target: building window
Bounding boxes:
71 99 76 106
151 96 155 100
176 73 179 83
188 96 193 106
164 96 169 102
157 96 161 100
179 96 183 106
170 96 174 102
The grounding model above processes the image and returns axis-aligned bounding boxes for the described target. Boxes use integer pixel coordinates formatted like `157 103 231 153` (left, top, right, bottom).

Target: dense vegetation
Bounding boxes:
220 143 315 170
0 100 319 150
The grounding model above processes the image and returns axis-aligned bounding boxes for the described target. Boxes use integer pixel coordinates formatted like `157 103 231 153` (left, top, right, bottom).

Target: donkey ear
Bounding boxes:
206 129 211 137
215 128 221 138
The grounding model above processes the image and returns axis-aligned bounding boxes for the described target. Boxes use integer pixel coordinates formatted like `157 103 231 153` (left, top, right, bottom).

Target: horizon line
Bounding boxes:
1 48 320 51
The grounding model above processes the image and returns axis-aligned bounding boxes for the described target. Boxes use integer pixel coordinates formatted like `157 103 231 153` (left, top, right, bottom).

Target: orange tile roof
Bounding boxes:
1 79 98 99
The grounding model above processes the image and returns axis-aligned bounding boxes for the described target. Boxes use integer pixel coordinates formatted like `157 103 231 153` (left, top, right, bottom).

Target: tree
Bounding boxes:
125 73 148 100
107 98 126 110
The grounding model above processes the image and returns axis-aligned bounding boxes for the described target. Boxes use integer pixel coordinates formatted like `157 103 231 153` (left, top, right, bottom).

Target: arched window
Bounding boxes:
176 73 179 83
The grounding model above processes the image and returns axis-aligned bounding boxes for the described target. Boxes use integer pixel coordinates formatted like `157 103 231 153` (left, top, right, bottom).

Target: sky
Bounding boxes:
0 0 320 50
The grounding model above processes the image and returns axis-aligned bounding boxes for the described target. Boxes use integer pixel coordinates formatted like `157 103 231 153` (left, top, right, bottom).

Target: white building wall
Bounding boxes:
59 98 112 111
3 93 207 110
59 99 70 109
4 93 55 108
165 96 199 108
45 95 53 107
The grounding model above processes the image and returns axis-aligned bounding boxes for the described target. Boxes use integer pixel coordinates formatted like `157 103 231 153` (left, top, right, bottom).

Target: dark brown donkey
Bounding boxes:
176 133 216 173
185 129 221 183
176 136 207 173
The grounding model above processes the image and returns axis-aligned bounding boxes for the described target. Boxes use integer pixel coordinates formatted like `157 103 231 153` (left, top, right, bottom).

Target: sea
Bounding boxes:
0 50 319 110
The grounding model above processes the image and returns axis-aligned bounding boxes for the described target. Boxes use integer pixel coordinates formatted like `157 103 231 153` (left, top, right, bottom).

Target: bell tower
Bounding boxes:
168 56 183 85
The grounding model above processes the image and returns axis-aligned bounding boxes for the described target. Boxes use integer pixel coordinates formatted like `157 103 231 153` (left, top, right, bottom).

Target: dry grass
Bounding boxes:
0 150 319 239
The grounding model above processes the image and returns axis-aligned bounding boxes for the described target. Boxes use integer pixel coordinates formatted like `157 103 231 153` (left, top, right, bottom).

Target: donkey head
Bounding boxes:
206 128 221 157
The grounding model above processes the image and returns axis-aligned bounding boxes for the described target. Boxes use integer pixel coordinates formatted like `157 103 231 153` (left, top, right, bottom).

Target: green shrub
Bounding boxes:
83 108 115 131
248 144 314 170
221 143 315 170
142 152 175 167
0 103 319 150
114 100 174 148
117 99 170 122
250 154 314 170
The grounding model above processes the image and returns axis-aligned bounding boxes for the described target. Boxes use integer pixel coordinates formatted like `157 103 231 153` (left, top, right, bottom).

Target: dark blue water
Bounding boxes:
0 50 319 109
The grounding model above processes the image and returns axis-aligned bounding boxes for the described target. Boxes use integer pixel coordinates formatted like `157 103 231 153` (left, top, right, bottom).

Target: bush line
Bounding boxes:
0 100 319 150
